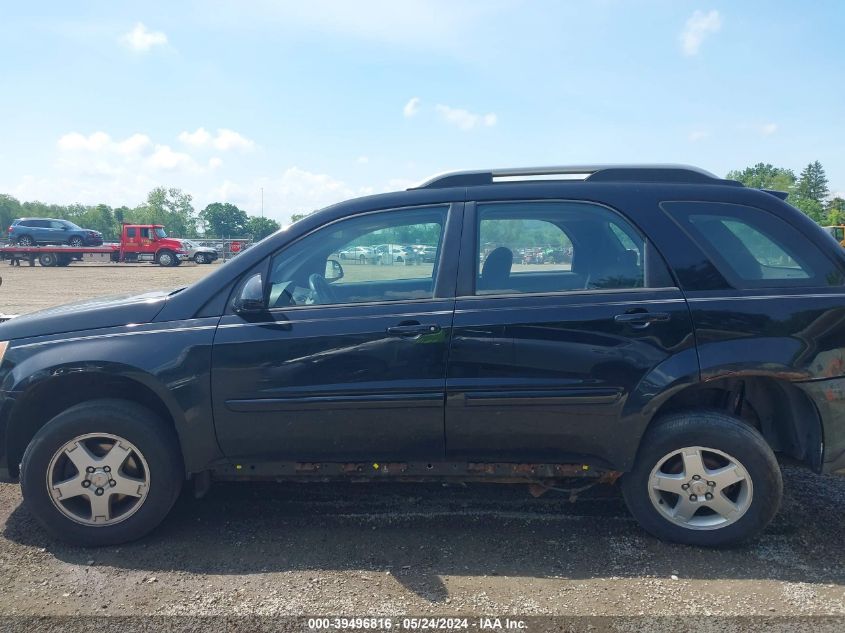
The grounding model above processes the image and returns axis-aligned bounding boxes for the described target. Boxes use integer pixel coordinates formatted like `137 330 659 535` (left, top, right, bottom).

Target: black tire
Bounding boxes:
156 250 175 267
621 410 782 547
17 235 34 246
194 253 206 264
57 254 72 266
38 252 57 267
68 236 84 247
20 399 184 546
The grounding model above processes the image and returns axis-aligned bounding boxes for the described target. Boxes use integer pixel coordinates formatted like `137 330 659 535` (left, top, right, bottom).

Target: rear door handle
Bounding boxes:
614 312 670 327
387 323 441 337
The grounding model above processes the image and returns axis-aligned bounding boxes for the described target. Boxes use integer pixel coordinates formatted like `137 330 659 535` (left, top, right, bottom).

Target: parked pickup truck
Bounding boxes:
0 223 188 267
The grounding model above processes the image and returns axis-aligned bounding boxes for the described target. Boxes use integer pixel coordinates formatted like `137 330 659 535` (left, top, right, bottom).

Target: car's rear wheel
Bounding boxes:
68 236 84 247
38 252 57 267
20 399 183 546
17 235 34 246
621 410 782 546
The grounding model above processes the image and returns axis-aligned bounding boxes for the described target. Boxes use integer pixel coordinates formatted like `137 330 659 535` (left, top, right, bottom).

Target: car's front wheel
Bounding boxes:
20 399 183 546
68 236 84 247
156 250 175 267
194 253 207 264
621 410 782 547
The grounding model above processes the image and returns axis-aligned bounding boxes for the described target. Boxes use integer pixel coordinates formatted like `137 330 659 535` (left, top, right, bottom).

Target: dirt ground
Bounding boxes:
0 259 844 628
0 256 217 315
0 467 843 622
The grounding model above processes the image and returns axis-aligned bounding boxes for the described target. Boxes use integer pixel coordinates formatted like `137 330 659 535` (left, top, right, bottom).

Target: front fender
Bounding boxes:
0 318 221 475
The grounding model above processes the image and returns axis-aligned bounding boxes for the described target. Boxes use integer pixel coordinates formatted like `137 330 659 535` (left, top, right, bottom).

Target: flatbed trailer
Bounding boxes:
0 244 120 267
1 223 189 267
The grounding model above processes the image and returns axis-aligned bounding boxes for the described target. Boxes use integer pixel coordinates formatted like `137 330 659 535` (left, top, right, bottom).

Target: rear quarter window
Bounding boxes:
661 201 844 289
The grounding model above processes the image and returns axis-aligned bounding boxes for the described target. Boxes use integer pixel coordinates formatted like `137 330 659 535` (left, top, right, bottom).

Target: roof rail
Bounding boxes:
412 164 740 189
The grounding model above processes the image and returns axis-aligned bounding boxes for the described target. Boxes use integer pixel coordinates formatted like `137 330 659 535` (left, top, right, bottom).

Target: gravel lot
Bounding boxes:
0 260 844 627
0 257 216 315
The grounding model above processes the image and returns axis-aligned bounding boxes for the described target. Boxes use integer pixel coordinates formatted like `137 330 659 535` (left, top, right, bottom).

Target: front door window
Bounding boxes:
266 207 447 308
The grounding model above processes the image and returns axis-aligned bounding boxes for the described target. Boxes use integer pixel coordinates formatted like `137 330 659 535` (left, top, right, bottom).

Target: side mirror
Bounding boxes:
325 259 344 283
233 273 265 314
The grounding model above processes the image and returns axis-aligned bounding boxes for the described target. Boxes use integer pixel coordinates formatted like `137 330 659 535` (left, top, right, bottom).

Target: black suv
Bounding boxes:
1 165 844 547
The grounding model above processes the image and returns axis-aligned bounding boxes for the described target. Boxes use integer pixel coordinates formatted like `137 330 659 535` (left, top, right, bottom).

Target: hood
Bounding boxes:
160 238 185 250
0 290 170 341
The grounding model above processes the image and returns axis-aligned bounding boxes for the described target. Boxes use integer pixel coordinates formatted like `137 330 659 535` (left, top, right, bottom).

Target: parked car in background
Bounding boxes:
9 218 103 247
179 239 219 264
2 164 845 549
373 243 409 264
338 245 376 263
408 244 437 262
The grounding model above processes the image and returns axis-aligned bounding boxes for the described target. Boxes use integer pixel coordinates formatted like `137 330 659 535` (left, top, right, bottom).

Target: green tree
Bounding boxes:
796 161 829 204
139 187 196 236
824 197 845 226
726 163 796 193
290 210 317 224
793 197 826 223
199 202 249 237
0 194 22 234
245 216 281 241
114 205 129 226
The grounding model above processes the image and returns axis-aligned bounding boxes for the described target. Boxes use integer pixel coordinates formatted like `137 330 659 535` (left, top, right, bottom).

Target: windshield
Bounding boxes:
64 221 82 230
155 228 167 239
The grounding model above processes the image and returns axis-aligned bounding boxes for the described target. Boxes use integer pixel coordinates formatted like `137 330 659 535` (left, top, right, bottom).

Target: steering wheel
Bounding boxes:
308 273 338 304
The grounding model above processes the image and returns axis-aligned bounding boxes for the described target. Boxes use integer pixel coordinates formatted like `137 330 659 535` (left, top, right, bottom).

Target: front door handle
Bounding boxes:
387 323 441 337
614 312 670 328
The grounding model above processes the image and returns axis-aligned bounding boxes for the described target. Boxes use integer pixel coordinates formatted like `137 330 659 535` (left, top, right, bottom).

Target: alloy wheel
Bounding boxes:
46 433 150 526
647 445 753 530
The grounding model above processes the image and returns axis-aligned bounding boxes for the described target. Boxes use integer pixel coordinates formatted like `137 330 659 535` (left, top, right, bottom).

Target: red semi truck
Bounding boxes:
1 224 188 267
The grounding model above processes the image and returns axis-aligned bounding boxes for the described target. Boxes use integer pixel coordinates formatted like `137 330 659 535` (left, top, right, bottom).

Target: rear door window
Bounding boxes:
662 201 843 288
474 201 674 295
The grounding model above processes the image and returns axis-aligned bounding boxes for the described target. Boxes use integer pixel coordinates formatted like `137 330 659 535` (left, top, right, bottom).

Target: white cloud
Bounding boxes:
177 127 255 151
435 104 497 130
688 130 709 142
760 122 778 136
178 127 212 147
680 10 722 56
147 145 196 171
57 131 197 173
356 155 369 164
10 131 417 225
210 167 375 224
403 97 421 118
213 128 255 151
121 22 168 52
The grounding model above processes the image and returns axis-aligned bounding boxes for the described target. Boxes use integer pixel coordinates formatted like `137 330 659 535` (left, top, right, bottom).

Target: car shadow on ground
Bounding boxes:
3 465 844 602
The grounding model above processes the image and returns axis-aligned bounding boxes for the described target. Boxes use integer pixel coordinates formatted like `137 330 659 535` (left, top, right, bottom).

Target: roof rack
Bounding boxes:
412 164 741 189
